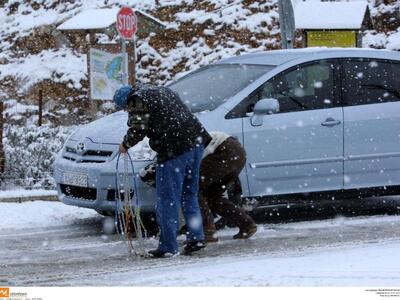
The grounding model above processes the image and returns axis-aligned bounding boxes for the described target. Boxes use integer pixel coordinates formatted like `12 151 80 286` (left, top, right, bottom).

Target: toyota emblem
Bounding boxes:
76 142 85 154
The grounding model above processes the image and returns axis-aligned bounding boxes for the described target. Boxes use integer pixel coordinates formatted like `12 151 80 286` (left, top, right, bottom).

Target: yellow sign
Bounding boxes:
307 30 356 48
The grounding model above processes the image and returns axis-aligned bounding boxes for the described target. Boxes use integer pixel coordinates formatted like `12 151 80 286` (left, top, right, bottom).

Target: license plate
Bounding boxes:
63 172 88 187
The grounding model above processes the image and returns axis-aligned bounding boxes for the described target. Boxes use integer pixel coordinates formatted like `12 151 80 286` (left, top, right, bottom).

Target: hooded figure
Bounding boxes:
114 84 211 258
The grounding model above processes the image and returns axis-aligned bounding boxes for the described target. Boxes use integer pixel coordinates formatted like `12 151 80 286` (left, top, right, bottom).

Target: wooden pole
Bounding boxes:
133 37 136 84
0 100 4 176
38 89 43 126
121 38 128 85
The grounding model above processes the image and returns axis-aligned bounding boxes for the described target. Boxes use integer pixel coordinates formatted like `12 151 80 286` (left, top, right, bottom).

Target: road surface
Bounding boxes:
1 198 400 286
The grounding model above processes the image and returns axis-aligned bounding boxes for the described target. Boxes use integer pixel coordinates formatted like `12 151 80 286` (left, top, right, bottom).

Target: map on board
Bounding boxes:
89 48 128 100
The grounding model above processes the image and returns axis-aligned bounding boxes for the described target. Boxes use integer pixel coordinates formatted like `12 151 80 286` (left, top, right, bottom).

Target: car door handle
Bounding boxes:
321 118 341 127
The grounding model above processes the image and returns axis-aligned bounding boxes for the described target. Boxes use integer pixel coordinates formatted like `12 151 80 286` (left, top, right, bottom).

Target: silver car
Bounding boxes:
54 48 400 220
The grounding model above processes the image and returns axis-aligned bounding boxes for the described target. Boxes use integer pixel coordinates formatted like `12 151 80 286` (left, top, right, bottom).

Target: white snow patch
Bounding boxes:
295 1 369 29
0 189 57 199
0 48 86 91
57 8 166 31
91 239 400 286
386 29 400 51
362 31 388 48
4 100 38 116
57 8 120 30
0 201 98 230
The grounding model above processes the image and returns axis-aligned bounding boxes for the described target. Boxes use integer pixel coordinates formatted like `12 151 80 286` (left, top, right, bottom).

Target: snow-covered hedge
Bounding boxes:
3 125 74 189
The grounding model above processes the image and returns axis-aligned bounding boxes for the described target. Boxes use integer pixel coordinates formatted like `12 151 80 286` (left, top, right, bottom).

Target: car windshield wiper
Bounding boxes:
281 92 308 109
361 84 400 100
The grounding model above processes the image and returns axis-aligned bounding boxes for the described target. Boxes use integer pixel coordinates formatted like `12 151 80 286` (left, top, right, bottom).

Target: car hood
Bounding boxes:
70 111 128 144
69 110 213 145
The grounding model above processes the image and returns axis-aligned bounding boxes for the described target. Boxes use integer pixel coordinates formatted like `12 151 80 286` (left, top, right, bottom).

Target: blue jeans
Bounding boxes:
155 145 205 253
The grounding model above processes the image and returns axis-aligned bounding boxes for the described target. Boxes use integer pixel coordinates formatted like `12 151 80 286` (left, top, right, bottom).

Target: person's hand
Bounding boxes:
119 143 128 153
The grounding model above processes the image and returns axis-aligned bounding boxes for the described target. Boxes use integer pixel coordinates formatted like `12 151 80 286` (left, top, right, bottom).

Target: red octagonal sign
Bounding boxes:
116 6 137 40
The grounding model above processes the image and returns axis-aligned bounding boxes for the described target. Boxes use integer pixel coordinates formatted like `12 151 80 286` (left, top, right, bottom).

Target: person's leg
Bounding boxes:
205 173 257 239
199 147 228 240
208 191 255 231
199 193 218 243
228 177 244 207
155 157 185 254
181 145 205 243
205 168 256 237
216 177 243 229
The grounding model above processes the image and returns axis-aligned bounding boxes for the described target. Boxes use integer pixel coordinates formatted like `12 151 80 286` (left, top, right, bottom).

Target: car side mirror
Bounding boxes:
251 98 280 126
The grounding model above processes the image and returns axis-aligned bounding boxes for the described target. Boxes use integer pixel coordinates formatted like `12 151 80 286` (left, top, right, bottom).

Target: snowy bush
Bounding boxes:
3 125 74 189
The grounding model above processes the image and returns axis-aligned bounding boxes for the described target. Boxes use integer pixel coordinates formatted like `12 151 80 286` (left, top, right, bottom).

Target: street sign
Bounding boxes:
307 31 356 48
116 6 137 40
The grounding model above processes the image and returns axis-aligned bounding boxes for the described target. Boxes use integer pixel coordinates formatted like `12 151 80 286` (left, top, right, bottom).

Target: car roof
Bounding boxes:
215 48 400 66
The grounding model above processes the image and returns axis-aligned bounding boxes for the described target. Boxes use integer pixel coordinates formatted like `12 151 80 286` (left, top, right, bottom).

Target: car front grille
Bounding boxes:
60 184 96 201
63 147 114 163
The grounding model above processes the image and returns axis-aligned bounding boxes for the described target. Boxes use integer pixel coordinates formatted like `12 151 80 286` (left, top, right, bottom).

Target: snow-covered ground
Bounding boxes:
1 200 400 286
110 241 400 286
0 201 98 230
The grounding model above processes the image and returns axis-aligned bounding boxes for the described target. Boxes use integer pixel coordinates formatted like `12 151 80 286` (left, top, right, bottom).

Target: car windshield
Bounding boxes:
169 64 274 112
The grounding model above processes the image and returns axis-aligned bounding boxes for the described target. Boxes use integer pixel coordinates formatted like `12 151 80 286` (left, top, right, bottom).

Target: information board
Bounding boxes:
89 48 128 100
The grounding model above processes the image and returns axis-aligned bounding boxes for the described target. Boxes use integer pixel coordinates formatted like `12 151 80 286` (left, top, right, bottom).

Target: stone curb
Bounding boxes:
0 195 59 203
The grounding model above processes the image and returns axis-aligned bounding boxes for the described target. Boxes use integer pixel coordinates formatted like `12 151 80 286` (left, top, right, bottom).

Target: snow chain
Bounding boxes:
115 152 147 256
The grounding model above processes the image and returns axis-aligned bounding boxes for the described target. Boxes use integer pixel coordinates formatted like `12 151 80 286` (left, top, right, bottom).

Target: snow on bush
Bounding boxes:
362 29 400 50
386 29 400 51
362 31 388 48
3 125 74 189
0 48 86 93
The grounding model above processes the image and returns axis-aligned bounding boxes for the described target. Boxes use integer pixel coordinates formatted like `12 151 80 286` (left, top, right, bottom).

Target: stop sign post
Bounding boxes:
116 7 137 85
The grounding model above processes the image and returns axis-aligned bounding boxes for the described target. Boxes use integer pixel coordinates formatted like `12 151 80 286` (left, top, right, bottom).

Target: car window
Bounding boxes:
168 64 274 113
341 59 400 106
226 60 338 118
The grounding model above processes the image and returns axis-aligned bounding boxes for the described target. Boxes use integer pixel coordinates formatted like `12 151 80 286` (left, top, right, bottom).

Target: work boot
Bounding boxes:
148 248 179 258
233 223 257 240
183 241 206 255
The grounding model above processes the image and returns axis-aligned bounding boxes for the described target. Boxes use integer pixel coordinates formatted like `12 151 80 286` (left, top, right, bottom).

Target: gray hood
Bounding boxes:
70 111 128 144
69 110 212 145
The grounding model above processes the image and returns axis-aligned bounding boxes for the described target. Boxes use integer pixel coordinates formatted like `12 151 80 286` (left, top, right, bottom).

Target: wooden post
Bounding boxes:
0 100 4 176
120 38 128 86
132 37 136 84
38 89 43 126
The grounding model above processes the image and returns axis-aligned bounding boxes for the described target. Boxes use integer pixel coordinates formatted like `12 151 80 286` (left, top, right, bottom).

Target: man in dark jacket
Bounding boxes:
113 84 211 258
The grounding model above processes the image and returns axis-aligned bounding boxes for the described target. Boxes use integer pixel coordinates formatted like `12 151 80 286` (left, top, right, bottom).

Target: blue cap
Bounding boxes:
113 85 132 109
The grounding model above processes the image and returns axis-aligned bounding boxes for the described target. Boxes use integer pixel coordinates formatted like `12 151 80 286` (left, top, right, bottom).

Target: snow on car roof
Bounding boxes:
294 1 369 30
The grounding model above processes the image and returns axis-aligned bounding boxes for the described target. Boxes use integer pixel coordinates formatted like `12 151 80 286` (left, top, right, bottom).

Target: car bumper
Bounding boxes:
53 152 157 213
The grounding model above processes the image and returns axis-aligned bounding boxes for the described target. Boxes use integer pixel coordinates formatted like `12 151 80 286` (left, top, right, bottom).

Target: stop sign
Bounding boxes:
116 6 137 40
